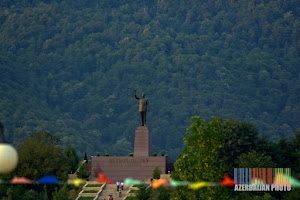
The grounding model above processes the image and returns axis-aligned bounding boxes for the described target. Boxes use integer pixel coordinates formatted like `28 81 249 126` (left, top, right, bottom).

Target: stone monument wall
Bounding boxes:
91 156 166 181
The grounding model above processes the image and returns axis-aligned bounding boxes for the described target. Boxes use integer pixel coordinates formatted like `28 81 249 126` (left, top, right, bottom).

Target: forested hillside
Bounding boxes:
0 0 299 158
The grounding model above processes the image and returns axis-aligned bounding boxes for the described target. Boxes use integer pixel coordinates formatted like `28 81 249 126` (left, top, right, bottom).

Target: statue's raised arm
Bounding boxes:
134 90 140 100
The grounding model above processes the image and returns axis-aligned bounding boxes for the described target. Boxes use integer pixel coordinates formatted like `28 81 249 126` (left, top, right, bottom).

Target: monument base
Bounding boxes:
91 156 166 181
134 126 152 157
91 126 163 181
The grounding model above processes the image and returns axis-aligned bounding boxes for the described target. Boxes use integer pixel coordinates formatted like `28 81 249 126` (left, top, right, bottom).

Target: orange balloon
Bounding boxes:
152 179 168 189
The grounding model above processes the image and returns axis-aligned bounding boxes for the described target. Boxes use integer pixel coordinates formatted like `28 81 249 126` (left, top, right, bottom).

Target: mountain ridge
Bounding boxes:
0 0 299 159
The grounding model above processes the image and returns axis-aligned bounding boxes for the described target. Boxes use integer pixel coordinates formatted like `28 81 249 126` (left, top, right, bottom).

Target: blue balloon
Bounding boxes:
39 176 59 184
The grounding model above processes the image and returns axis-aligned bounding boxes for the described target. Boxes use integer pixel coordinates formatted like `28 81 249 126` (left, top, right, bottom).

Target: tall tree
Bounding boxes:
65 144 79 173
172 116 230 199
52 184 70 200
15 131 69 180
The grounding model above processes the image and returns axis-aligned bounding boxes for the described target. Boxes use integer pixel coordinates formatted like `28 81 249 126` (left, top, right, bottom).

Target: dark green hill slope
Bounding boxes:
0 0 299 158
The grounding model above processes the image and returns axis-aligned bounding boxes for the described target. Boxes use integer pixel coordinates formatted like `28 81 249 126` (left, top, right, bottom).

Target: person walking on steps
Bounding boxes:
116 180 120 191
121 181 124 190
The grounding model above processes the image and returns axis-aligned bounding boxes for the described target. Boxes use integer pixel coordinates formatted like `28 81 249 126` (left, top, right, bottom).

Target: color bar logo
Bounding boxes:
234 168 292 191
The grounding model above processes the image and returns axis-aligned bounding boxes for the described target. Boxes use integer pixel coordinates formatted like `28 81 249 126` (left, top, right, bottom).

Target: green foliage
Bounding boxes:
61 171 69 182
84 152 88 161
293 129 300 173
52 184 70 200
129 153 133 156
236 150 276 168
15 131 70 180
279 129 300 173
129 190 139 193
283 173 300 200
172 116 230 199
0 0 299 161
218 118 274 176
82 190 98 193
110 138 132 156
43 185 48 200
173 117 225 181
76 163 90 179
85 184 102 187
105 153 109 157
2 188 12 200
152 186 170 200
77 197 95 200
135 185 151 200
171 118 300 199
233 192 276 200
152 166 161 179
152 152 157 156
65 144 79 173
0 132 80 200
0 185 56 200
124 197 137 200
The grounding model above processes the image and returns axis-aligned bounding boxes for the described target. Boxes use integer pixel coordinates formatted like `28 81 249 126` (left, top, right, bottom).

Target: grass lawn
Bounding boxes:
85 184 103 187
78 197 95 200
132 184 149 187
124 197 137 200
129 190 139 193
132 184 142 187
82 190 98 193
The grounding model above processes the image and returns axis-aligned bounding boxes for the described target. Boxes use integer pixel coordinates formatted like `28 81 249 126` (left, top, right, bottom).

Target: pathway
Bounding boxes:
97 184 129 200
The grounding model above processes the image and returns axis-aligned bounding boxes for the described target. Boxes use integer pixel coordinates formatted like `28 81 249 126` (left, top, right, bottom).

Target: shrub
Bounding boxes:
152 166 161 179
76 163 90 178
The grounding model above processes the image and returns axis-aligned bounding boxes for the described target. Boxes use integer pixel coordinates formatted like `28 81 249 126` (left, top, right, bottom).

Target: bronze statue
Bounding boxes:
134 90 149 126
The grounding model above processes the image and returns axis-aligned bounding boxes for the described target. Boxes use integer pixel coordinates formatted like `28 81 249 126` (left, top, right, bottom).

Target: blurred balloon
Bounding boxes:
152 179 168 189
11 177 31 184
124 177 142 186
68 178 86 186
0 143 18 174
290 176 300 188
220 174 235 186
170 180 189 187
189 182 210 190
39 176 59 184
98 173 114 184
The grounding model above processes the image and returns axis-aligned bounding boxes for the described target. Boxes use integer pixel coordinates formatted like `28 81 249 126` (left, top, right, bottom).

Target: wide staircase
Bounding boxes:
97 184 129 200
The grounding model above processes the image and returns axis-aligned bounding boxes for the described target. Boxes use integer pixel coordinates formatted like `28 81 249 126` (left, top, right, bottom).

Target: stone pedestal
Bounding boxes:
91 126 166 181
134 126 152 157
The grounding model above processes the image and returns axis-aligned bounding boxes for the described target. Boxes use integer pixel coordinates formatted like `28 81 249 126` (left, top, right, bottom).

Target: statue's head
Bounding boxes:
142 93 145 98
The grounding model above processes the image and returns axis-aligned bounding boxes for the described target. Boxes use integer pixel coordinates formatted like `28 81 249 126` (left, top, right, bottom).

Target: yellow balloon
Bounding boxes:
0 143 18 174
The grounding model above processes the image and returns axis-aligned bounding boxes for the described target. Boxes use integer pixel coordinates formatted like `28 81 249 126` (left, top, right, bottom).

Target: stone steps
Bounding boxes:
97 184 129 200
75 181 104 200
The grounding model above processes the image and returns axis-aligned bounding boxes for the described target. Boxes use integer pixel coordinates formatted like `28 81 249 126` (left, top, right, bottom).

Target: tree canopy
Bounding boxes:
172 117 300 199
0 131 79 200
15 131 70 180
172 116 230 199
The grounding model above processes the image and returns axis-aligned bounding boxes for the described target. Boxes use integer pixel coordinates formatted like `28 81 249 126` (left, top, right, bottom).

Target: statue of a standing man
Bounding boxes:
134 90 149 126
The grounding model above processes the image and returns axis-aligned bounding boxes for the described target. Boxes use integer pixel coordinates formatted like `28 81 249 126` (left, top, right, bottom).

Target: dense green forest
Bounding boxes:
0 0 299 158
